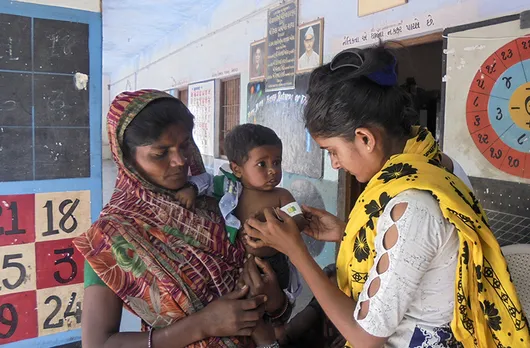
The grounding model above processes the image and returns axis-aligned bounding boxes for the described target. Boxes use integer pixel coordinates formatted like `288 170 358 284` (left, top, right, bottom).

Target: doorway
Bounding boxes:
394 38 444 139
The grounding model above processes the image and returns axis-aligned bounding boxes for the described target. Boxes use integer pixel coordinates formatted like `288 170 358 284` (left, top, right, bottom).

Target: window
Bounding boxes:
178 88 189 107
219 77 240 157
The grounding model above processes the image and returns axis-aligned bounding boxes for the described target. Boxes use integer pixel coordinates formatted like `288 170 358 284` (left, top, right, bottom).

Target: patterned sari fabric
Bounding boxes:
337 127 529 348
73 90 250 347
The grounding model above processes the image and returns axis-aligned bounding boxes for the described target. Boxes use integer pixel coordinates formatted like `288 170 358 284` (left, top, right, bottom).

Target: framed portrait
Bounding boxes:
358 0 407 17
297 18 324 74
249 39 267 81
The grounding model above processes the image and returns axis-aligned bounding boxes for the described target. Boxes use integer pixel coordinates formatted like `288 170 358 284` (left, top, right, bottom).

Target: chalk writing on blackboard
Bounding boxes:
34 18 88 74
0 14 31 71
266 1 297 92
0 14 90 183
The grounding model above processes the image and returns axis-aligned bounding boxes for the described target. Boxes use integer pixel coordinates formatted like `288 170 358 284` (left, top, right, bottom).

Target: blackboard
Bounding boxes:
0 127 33 182
0 13 90 182
34 74 89 127
0 72 32 126
35 128 90 180
266 1 297 91
34 18 89 74
0 14 31 71
248 74 323 178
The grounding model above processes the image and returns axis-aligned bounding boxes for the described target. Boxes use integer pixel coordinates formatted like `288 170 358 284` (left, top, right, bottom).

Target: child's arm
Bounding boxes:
189 172 214 196
278 188 308 231
176 172 213 209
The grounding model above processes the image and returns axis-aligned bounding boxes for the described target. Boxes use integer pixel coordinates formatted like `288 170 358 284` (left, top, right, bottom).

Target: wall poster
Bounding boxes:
188 80 215 157
247 74 323 178
0 191 91 344
443 14 530 248
250 39 267 81
297 19 324 73
444 16 530 181
266 0 297 92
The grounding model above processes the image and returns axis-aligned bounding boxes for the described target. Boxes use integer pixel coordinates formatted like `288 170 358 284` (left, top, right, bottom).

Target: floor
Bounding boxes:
101 160 314 332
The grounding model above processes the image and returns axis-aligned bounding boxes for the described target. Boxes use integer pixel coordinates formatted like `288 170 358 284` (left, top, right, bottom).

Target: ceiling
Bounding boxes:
102 0 222 74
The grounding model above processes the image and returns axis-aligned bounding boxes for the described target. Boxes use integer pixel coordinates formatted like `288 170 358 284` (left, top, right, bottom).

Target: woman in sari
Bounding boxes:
243 46 529 347
74 90 283 348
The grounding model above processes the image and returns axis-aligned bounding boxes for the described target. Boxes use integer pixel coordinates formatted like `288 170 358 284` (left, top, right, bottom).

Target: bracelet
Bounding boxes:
148 326 154 348
268 293 289 320
257 342 280 348
265 293 292 327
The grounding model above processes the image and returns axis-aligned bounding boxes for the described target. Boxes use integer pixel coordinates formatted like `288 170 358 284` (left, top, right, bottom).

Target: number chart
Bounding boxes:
0 191 90 344
466 36 530 179
0 2 102 347
444 15 530 183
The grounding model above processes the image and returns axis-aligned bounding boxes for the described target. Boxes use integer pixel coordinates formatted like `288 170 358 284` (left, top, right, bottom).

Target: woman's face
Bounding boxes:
133 123 191 191
314 128 387 183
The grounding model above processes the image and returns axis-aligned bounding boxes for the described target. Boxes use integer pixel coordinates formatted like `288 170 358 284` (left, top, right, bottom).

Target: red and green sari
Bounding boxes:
73 90 250 347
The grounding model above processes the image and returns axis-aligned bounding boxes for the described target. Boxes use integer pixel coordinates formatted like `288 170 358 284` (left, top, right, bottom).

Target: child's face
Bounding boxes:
233 145 282 191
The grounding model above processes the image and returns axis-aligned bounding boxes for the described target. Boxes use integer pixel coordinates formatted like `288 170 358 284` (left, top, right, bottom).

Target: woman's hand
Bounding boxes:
200 285 267 338
244 208 306 257
241 256 285 314
302 205 346 242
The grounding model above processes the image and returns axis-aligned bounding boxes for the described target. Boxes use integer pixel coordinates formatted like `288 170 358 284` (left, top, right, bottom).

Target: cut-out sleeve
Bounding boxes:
354 190 450 338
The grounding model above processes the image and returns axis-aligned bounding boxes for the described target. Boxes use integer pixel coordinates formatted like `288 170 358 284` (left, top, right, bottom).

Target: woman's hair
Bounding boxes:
122 98 194 159
304 45 417 141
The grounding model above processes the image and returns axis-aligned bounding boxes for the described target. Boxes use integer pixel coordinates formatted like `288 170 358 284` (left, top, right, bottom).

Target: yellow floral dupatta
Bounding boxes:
336 127 529 347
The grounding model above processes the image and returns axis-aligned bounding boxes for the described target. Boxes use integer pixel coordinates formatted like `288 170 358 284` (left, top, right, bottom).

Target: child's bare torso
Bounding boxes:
235 187 291 257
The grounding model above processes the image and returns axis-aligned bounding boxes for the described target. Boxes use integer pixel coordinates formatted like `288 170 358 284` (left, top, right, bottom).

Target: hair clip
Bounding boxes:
366 57 398 87
329 48 364 71
330 48 398 87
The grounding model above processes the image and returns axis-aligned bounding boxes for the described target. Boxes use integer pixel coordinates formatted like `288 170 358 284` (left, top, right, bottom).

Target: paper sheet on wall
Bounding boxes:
188 81 215 157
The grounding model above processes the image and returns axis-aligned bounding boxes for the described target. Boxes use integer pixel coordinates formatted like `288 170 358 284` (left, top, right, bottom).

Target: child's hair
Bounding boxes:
224 124 282 165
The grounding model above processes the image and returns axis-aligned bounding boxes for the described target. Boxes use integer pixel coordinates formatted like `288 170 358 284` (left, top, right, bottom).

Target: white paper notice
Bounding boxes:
188 80 215 157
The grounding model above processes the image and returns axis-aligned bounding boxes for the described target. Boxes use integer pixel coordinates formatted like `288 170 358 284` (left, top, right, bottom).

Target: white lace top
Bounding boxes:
354 189 462 348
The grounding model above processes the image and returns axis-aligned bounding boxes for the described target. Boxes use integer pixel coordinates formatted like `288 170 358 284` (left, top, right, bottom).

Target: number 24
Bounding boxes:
43 292 82 330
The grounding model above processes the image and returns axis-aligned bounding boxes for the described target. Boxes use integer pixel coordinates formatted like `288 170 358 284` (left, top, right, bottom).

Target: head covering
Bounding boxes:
74 89 250 347
305 26 315 39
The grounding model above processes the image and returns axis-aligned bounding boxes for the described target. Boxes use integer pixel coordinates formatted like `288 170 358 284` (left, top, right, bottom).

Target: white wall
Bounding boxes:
15 0 100 12
106 0 530 180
